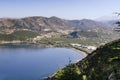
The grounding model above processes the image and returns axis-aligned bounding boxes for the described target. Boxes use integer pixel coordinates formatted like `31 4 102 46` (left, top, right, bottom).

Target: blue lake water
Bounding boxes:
0 47 84 80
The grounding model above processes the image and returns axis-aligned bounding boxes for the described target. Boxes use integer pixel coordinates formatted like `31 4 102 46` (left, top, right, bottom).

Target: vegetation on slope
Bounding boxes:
0 30 39 41
0 16 120 46
51 39 120 80
40 37 105 47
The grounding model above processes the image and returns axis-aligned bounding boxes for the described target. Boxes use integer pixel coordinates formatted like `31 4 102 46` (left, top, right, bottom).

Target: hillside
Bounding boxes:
50 39 120 80
0 17 116 32
0 16 74 33
0 30 39 41
0 16 119 45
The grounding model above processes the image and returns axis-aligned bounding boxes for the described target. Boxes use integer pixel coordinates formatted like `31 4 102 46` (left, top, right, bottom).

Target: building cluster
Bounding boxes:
71 43 97 50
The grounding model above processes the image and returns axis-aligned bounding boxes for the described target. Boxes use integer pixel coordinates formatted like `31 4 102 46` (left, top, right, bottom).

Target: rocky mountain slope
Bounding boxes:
0 16 119 44
0 16 116 33
50 39 120 80
0 16 74 33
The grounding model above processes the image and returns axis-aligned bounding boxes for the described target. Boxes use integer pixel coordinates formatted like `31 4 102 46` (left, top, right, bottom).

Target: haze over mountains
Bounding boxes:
95 15 119 21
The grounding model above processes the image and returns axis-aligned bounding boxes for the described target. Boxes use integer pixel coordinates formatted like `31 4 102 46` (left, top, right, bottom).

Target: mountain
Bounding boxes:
0 16 116 32
50 39 120 80
0 16 74 33
95 15 120 29
69 19 119 42
0 16 119 43
70 19 113 30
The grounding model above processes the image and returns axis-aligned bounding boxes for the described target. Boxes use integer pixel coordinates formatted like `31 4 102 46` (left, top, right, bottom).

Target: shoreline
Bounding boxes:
0 41 88 57
0 42 89 80
44 47 88 80
0 40 24 44
70 48 88 57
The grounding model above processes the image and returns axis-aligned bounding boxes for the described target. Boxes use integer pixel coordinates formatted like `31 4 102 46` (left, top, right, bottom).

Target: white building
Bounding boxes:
71 43 81 47
86 46 96 50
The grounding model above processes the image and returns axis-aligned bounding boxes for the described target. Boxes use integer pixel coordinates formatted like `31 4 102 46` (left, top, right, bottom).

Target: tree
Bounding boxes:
114 12 120 32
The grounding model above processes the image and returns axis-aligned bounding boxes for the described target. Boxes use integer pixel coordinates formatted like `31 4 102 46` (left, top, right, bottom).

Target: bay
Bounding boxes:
0 46 84 80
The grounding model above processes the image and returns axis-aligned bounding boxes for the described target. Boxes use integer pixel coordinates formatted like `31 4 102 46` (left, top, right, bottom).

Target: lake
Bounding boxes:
0 46 85 80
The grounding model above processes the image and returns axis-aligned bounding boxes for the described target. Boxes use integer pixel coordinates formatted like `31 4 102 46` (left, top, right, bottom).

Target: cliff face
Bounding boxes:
51 39 120 80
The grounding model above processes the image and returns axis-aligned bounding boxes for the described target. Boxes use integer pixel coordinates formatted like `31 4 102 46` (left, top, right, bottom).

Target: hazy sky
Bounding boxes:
0 0 120 19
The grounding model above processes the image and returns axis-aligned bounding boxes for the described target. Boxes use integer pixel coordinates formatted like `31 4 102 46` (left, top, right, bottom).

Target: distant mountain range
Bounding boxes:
0 16 117 32
0 16 119 43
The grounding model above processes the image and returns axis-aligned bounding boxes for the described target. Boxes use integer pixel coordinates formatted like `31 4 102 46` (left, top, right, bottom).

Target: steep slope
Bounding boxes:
51 39 120 80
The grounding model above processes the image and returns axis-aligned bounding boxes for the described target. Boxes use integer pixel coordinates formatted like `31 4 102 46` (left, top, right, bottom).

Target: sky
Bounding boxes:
0 0 120 20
